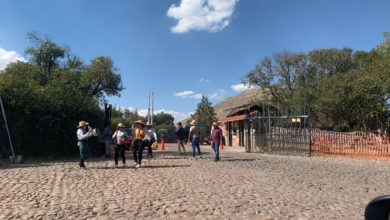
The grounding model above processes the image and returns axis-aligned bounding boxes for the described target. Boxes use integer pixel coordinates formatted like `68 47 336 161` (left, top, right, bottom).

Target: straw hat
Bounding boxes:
190 120 197 125
117 123 125 128
145 122 153 127
133 120 145 126
77 121 88 128
212 121 220 126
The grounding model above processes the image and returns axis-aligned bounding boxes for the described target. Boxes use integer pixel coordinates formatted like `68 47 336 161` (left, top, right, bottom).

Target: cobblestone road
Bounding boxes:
1 143 390 219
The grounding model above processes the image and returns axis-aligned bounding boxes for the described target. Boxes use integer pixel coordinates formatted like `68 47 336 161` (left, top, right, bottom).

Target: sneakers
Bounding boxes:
122 163 126 168
136 163 141 168
198 155 202 159
191 157 196 160
115 164 118 169
132 162 137 167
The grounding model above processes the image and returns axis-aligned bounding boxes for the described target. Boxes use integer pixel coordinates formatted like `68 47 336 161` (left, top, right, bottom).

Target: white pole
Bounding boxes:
152 88 154 125
148 91 151 124
0 96 16 162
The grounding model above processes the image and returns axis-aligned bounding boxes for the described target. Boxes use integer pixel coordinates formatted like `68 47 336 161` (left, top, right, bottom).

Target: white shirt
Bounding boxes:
112 130 128 142
77 128 92 141
145 127 157 141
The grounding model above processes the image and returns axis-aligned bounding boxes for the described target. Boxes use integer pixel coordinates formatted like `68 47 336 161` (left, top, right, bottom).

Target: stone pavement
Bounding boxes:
1 143 390 219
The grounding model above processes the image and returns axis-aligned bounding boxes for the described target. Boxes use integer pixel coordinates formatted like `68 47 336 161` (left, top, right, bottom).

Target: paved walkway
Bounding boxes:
1 143 390 219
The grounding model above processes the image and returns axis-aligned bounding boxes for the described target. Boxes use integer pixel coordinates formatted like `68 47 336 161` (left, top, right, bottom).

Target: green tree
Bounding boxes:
192 96 217 129
80 56 124 99
24 32 67 81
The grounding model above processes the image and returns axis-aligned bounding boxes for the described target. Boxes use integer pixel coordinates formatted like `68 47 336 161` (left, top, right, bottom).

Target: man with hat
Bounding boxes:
112 123 128 168
210 121 223 162
145 122 157 159
132 120 146 168
77 121 93 168
187 120 202 159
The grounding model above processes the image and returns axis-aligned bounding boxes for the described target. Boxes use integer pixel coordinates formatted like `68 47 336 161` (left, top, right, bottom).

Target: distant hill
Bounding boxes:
182 87 269 124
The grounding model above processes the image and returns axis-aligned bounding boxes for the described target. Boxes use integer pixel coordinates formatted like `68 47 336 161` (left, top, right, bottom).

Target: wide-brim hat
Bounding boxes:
145 122 153 127
190 120 197 125
77 121 88 128
212 122 220 126
133 120 145 126
117 123 125 128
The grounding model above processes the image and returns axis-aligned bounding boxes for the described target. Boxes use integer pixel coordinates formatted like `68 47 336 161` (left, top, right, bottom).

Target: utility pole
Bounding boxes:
152 89 154 125
148 91 151 124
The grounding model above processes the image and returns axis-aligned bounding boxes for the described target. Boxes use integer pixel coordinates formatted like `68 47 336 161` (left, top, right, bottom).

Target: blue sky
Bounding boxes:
0 0 389 122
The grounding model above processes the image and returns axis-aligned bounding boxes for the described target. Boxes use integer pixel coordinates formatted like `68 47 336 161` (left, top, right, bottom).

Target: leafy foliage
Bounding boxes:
192 96 217 131
0 34 123 157
244 33 390 133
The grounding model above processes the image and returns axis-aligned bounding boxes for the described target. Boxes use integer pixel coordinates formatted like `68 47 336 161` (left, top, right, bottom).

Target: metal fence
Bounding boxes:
247 107 311 156
0 96 15 160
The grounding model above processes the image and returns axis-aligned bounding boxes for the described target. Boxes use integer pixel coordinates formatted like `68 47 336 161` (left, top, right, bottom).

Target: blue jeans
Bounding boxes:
191 138 201 158
213 142 220 160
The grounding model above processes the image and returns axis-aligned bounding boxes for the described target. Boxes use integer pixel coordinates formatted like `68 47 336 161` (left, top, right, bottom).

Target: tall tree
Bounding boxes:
192 96 217 128
24 32 67 81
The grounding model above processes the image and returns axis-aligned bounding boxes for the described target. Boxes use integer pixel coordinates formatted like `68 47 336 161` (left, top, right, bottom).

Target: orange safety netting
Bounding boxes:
311 130 390 160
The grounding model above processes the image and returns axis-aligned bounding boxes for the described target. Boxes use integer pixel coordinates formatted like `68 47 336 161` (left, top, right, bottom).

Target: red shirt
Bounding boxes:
211 127 223 143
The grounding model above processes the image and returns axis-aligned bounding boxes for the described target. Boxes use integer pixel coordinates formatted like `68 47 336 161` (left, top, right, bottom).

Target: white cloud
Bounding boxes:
199 78 209 82
174 90 194 98
231 83 254 92
139 108 191 123
167 0 239 33
190 93 203 99
208 89 226 100
0 47 26 70
174 91 202 99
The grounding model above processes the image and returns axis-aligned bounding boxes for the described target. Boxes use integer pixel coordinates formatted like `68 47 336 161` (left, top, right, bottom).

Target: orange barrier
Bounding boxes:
311 130 390 160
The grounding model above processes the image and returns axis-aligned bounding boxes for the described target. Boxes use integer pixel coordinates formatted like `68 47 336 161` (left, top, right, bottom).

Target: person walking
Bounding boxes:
188 120 202 159
176 122 185 155
132 120 146 168
145 122 157 159
210 122 223 162
103 123 112 158
77 121 93 168
112 123 128 168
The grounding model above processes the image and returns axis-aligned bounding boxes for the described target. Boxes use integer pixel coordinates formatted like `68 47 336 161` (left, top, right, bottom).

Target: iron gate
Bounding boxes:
247 107 311 156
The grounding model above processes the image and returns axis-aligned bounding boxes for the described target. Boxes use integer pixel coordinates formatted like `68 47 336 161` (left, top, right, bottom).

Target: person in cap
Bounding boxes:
145 122 158 159
132 120 146 168
210 122 223 162
176 122 186 155
187 120 202 159
112 123 128 168
77 121 93 168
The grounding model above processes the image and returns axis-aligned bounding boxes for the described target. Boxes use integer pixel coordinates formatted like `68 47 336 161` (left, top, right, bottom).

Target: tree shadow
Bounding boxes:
92 164 191 169
221 158 256 162
0 163 52 170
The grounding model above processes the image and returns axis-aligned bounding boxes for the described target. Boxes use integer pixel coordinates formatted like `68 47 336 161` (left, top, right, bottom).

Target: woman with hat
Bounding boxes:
77 121 93 168
187 120 202 159
112 123 128 168
132 120 146 168
210 122 223 162
145 122 158 159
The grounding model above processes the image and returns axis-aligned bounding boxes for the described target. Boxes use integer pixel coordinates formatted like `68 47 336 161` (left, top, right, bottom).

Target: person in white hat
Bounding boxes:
112 123 128 168
76 121 93 168
187 120 202 159
145 122 157 159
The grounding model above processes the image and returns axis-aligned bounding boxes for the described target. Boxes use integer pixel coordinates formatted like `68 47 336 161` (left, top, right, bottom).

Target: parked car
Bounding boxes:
123 128 133 150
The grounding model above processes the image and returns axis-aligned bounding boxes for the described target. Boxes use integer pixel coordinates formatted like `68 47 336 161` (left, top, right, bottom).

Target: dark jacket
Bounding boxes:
176 126 185 140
